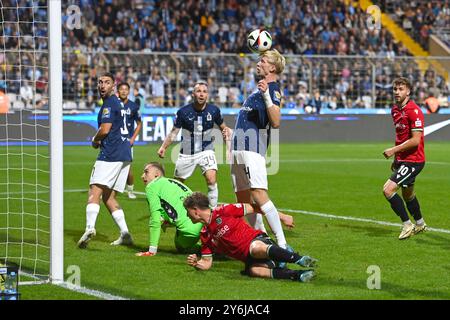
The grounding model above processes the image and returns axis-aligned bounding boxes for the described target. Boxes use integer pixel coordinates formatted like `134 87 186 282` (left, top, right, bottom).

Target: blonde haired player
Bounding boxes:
228 49 293 255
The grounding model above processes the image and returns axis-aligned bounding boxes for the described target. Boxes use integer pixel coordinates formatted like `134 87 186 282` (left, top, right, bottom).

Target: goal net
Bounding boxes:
0 0 63 283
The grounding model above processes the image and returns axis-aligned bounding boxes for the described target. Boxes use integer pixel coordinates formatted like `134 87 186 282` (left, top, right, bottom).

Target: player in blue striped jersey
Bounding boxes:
229 49 293 251
118 82 142 199
158 82 231 208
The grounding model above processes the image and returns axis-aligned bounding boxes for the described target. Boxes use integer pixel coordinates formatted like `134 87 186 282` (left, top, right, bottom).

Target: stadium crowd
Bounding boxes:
380 0 450 50
0 0 448 112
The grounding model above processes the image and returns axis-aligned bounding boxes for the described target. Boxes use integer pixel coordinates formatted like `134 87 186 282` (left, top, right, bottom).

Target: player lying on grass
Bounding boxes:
135 162 203 256
183 192 317 282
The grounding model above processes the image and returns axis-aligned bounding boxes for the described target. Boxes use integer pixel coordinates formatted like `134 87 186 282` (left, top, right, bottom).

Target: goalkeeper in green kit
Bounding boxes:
136 162 202 257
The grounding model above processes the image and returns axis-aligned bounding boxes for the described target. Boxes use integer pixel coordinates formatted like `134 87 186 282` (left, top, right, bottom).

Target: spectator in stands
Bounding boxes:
149 71 167 107
305 90 323 114
424 92 440 114
133 87 145 112
0 86 9 114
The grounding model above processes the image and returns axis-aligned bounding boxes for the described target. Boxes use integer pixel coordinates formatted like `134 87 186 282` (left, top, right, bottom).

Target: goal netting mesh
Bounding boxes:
0 0 50 281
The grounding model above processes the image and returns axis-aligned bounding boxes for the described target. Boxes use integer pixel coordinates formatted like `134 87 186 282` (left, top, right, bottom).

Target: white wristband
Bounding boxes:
148 246 157 254
262 90 274 108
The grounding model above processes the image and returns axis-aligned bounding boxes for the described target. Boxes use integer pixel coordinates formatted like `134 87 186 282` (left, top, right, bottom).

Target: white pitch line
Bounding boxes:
19 271 129 300
278 159 450 165
279 207 450 235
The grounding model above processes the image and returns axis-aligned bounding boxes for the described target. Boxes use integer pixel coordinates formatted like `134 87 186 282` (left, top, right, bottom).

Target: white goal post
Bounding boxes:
49 0 63 284
0 0 63 284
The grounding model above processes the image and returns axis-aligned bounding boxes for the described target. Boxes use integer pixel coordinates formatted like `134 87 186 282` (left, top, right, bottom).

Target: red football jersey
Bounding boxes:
200 204 263 262
391 100 425 162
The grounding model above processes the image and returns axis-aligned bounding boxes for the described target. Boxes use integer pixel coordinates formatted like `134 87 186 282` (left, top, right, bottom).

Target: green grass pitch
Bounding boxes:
3 142 450 300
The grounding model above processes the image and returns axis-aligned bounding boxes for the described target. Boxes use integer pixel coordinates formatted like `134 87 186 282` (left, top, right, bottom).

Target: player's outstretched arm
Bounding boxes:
219 123 232 141
158 127 180 158
187 254 212 271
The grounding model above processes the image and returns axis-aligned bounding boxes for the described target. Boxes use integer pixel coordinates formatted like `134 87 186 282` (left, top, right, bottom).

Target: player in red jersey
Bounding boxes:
382 77 428 240
183 192 318 282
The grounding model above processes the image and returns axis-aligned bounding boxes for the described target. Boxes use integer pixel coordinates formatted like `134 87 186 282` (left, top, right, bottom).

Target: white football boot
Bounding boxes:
77 228 96 249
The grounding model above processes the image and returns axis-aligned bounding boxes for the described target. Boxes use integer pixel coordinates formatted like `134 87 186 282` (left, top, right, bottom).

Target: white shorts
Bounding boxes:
89 160 131 193
231 150 268 192
174 150 218 180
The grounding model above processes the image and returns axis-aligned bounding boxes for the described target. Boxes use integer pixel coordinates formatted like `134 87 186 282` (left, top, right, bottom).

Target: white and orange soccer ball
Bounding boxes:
247 29 272 53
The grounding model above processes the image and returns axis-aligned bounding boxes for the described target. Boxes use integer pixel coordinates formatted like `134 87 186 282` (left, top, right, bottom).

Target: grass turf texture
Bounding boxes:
2 142 450 299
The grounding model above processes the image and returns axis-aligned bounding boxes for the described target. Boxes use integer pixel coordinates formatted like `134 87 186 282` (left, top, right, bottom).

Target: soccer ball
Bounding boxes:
247 29 272 53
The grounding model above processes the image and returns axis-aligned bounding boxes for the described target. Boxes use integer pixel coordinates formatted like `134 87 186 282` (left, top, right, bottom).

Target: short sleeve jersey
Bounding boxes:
200 204 263 262
174 103 224 155
232 82 281 156
391 99 425 163
97 95 132 162
124 100 142 138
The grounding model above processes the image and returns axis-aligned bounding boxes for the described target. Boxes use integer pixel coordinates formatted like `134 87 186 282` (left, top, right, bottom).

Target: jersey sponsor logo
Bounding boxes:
102 107 111 118
240 106 253 112
214 224 230 239
415 120 422 127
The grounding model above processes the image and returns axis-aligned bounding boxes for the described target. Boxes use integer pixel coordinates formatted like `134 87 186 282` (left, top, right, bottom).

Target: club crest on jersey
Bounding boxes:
274 91 281 103
207 113 212 121
102 107 111 118
215 217 222 225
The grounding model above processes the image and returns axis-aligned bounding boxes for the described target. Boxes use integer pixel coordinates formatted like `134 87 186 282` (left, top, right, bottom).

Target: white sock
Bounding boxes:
403 220 413 226
246 213 267 233
127 185 134 192
86 203 100 230
111 209 129 234
261 200 286 249
207 183 218 208
416 218 424 225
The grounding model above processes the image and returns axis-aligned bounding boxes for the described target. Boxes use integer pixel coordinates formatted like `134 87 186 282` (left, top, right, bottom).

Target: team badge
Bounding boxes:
207 113 212 121
102 107 111 118
274 91 281 100
215 217 222 225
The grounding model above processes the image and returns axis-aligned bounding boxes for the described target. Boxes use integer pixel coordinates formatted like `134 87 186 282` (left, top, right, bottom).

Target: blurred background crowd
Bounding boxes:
0 0 448 113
